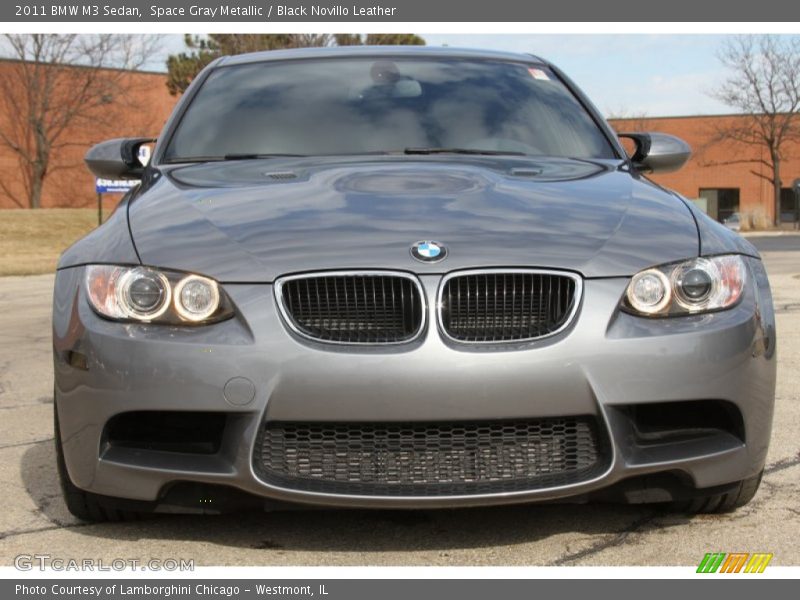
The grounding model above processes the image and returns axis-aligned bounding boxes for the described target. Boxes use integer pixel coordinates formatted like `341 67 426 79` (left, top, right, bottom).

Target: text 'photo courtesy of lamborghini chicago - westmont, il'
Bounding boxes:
52 46 776 522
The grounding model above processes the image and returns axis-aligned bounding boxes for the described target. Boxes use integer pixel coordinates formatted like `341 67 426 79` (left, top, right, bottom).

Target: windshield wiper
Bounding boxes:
403 147 527 156
163 153 307 164
165 149 525 164
223 153 307 160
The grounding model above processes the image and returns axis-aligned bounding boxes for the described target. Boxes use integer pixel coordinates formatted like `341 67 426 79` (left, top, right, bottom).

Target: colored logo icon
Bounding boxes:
697 552 773 573
410 241 447 263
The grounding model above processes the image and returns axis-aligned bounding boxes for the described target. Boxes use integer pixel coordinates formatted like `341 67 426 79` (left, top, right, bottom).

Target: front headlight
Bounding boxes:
85 265 234 325
623 255 747 317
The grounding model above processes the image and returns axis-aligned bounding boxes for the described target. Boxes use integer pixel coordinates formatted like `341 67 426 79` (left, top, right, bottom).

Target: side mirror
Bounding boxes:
84 137 155 179
618 132 691 174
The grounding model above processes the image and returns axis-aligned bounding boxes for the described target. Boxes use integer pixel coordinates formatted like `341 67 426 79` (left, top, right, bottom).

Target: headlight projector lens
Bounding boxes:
128 273 167 311
677 267 714 302
118 268 171 320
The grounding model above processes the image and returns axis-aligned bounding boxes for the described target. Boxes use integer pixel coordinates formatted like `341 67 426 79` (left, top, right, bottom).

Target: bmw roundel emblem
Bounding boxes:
411 240 447 263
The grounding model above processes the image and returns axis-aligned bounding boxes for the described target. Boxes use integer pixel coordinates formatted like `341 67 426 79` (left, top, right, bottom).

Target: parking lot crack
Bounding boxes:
0 521 91 542
0 402 45 411
550 512 658 565
0 437 53 451
764 451 800 475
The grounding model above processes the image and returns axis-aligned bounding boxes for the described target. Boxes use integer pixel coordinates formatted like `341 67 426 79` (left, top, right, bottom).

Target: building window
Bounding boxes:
780 187 799 223
699 188 740 222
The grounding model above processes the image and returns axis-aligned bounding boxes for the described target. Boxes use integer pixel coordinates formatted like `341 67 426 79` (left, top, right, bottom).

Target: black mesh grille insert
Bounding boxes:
254 418 607 496
279 273 424 344
441 271 579 342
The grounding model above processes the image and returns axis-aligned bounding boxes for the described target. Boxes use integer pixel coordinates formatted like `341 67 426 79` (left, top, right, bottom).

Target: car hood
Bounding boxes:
128 156 699 282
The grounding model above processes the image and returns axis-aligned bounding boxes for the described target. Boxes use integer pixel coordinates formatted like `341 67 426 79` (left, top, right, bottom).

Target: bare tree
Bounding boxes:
710 35 800 226
606 108 651 132
0 34 160 208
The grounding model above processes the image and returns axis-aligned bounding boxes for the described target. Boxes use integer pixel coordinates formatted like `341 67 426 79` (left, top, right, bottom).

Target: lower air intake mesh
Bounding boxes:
254 417 607 496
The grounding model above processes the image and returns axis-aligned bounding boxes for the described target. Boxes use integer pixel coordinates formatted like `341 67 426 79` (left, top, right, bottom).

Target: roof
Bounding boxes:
607 113 786 121
219 46 547 66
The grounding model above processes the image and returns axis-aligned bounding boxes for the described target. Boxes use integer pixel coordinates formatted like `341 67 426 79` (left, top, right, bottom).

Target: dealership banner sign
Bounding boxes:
95 178 138 193
6 0 799 21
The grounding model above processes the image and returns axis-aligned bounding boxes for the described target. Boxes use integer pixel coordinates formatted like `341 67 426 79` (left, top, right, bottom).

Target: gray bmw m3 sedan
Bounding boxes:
53 47 777 521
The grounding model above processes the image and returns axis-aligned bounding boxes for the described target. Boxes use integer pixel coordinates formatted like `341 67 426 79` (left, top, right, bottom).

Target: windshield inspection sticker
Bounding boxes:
528 68 551 80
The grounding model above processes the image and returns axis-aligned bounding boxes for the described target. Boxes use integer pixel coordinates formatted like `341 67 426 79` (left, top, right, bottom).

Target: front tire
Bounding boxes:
670 471 763 514
54 402 143 522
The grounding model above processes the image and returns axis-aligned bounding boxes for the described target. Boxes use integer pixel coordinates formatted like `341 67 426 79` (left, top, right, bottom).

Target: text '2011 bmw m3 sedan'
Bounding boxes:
53 47 776 521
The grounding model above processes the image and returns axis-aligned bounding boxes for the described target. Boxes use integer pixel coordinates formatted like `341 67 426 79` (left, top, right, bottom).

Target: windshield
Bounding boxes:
164 57 616 161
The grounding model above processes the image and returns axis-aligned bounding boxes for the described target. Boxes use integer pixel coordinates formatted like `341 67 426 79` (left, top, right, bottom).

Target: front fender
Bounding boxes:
57 197 140 269
674 193 759 258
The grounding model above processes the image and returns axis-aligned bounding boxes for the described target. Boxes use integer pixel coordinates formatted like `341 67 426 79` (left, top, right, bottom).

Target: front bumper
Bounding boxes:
52 258 777 509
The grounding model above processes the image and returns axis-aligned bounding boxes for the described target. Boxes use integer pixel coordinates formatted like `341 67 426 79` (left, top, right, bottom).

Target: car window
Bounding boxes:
164 57 616 161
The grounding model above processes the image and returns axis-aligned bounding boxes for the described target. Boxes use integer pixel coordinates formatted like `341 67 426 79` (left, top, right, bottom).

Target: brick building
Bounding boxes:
610 115 800 228
0 59 175 213
1 60 798 227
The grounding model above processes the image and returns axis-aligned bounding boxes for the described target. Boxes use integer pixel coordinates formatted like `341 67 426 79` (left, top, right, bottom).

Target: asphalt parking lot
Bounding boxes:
0 235 798 567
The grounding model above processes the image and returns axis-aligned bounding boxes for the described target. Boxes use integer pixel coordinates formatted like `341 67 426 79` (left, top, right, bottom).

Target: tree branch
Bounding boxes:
0 34 161 208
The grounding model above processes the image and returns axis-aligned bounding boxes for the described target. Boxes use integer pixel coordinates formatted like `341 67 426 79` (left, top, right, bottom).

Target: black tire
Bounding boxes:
669 470 763 514
54 402 144 522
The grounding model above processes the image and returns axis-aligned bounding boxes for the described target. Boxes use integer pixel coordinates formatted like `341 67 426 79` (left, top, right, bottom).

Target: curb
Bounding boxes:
741 231 800 238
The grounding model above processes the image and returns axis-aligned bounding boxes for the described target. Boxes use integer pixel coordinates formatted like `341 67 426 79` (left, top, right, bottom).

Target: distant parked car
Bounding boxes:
54 47 776 522
723 213 742 231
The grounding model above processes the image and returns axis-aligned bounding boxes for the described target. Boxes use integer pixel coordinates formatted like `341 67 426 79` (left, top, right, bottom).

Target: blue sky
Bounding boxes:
147 33 790 117
425 35 731 117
